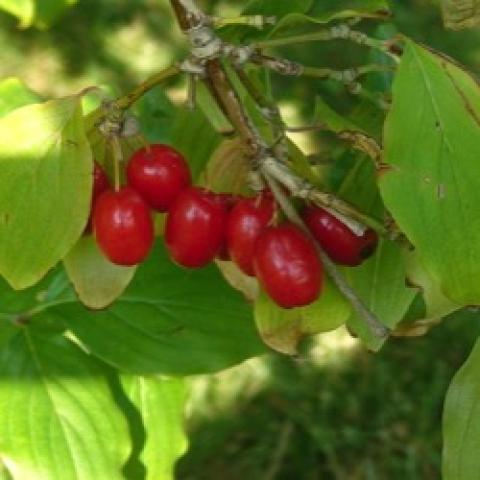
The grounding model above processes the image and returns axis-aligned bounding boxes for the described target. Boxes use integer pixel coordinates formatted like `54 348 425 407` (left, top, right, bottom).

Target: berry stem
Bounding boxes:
114 65 180 111
110 136 123 192
212 15 277 29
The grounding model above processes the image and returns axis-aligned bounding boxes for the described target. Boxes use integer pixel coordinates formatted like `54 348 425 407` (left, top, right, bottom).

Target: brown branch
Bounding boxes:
205 61 265 158
169 0 390 340
170 0 204 30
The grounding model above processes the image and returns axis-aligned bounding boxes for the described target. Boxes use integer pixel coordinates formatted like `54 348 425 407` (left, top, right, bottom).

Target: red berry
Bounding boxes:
302 206 378 266
254 223 323 308
165 187 228 268
213 193 239 210
126 144 191 212
85 161 110 233
214 193 242 261
226 194 275 275
93 186 154 266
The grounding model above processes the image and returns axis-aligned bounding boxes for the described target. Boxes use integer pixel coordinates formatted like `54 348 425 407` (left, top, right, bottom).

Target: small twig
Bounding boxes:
250 53 392 86
186 73 197 109
261 157 390 238
233 66 289 162
213 15 276 29
251 25 400 62
250 53 303 76
114 65 180 110
109 136 123 191
263 172 390 340
205 60 267 158
253 30 331 49
234 67 285 132
170 0 391 341
263 420 294 480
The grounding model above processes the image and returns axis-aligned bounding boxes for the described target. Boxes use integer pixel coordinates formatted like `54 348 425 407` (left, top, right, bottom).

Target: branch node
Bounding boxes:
187 24 223 60
97 101 139 138
179 58 206 76
229 45 254 67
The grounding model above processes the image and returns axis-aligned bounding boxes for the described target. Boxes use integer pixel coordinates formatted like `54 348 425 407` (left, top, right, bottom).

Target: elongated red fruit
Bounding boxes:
165 187 228 268
226 194 275 275
253 223 323 308
302 206 378 266
126 144 191 212
85 161 110 233
93 186 154 266
215 193 241 261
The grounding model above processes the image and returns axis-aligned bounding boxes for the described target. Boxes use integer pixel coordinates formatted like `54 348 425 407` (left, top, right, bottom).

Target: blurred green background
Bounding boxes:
2 1 480 478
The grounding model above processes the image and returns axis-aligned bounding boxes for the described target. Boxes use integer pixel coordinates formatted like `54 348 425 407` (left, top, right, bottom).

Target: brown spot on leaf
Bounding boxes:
375 8 391 18
1 213 10 225
65 139 79 148
376 163 394 178
444 67 480 128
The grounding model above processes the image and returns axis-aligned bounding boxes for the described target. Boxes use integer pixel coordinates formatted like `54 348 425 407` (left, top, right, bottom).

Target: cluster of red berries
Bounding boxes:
88 144 378 309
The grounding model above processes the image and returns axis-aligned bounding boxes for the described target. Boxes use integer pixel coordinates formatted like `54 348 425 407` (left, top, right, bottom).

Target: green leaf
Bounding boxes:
64 236 136 310
0 320 16 351
335 152 383 216
307 0 390 21
0 0 34 27
0 268 70 317
0 94 92 290
134 87 176 145
32 0 77 29
269 0 390 36
243 0 313 16
201 138 250 194
170 105 223 180
380 41 480 305
121 375 188 480
0 326 131 480
215 259 260 302
314 96 364 134
314 95 385 141
405 251 461 322
0 244 264 376
196 82 232 135
56 243 266 375
443 338 480 480
346 240 417 351
393 251 461 337
254 281 351 355
0 78 40 118
0 0 76 28
220 0 313 42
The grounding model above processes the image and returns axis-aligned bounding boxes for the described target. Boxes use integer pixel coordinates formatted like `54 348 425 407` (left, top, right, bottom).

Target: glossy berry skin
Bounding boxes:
165 187 228 268
302 206 378 266
214 193 242 261
126 144 191 212
226 194 275 276
253 223 323 309
213 193 238 210
85 161 110 233
93 186 154 266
